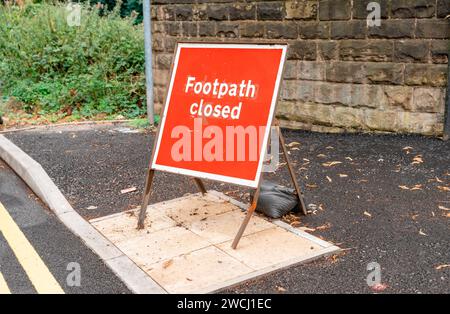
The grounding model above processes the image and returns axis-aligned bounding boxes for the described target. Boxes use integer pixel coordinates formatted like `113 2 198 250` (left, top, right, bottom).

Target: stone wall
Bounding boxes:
150 0 450 136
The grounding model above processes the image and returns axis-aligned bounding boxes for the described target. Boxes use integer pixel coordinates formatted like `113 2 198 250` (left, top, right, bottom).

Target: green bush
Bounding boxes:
0 3 146 118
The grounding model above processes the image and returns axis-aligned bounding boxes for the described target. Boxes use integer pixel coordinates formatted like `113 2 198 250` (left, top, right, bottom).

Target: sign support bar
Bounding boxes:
231 124 307 249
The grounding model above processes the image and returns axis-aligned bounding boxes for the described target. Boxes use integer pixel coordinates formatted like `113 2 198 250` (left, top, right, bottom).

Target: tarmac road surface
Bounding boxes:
0 159 130 294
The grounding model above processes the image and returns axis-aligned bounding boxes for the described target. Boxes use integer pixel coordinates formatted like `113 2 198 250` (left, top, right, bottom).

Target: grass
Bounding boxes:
0 2 148 126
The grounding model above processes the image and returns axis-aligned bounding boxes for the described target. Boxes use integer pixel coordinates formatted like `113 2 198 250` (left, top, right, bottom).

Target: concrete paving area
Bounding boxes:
0 159 130 294
90 192 338 293
4 123 450 293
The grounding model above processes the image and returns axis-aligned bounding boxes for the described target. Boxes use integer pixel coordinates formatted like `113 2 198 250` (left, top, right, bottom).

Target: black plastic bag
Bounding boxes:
254 181 299 219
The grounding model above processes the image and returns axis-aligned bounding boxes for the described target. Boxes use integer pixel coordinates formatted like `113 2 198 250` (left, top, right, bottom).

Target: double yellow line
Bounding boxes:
0 202 64 294
0 272 10 294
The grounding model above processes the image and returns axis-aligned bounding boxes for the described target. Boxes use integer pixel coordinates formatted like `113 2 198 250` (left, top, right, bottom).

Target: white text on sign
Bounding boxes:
186 77 257 120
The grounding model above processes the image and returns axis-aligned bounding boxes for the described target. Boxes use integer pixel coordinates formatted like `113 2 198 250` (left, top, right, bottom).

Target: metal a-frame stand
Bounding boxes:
137 121 307 249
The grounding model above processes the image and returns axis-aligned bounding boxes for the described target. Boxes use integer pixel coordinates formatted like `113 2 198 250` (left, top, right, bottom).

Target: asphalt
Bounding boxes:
4 123 450 294
0 159 131 294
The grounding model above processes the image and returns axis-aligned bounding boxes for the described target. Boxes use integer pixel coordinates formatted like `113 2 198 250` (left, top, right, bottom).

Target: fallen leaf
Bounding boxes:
329 254 341 264
326 176 332 183
306 184 318 189
435 264 450 270
419 229 427 236
286 141 300 147
371 283 388 292
345 157 353 161
186 277 193 281
276 286 287 292
445 213 450 218
322 161 342 167
86 206 98 210
437 186 450 192
364 211 372 218
435 177 443 183
121 187 137 194
162 259 173 269
438 205 450 211
398 184 422 191
326 146 334 150
411 214 419 220
317 154 327 158
316 223 331 231
291 147 300 151
339 174 348 178
300 227 316 232
403 146 414 154
411 155 424 165
290 221 301 227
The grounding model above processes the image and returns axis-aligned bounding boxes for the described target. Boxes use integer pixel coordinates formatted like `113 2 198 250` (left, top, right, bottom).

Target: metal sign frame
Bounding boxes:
137 42 307 249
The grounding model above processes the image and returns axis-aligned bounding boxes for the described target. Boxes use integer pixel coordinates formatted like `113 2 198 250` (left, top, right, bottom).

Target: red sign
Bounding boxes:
152 43 287 188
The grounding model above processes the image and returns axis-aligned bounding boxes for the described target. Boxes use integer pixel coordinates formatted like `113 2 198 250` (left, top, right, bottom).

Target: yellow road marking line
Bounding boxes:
0 271 11 294
0 202 64 294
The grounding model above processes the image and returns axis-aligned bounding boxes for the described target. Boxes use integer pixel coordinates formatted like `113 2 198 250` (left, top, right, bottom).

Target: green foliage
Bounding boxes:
0 3 146 118
127 115 160 129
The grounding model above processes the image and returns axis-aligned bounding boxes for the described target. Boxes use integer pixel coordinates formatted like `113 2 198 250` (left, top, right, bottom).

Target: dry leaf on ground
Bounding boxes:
339 174 348 178
121 187 137 194
411 155 424 165
322 161 342 167
286 141 300 147
162 259 173 269
435 264 450 270
364 211 372 218
419 229 427 236
438 205 450 211
399 185 422 191
371 283 388 292
437 186 450 192
316 223 331 231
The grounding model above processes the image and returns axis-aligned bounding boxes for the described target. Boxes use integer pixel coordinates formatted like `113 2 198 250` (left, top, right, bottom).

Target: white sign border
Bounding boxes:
151 42 288 188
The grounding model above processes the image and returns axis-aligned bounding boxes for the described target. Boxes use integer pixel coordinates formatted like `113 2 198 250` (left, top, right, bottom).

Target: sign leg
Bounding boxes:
231 186 261 249
137 169 155 229
277 126 308 215
193 178 207 195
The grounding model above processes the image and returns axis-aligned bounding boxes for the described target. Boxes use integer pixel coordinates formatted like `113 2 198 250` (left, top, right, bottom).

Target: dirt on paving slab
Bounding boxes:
4 123 450 293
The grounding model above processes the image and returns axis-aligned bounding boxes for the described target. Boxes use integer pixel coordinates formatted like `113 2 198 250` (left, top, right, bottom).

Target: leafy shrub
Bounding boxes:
0 3 146 118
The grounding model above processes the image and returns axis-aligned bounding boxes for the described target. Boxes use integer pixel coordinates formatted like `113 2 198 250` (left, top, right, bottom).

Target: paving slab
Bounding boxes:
90 191 339 294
